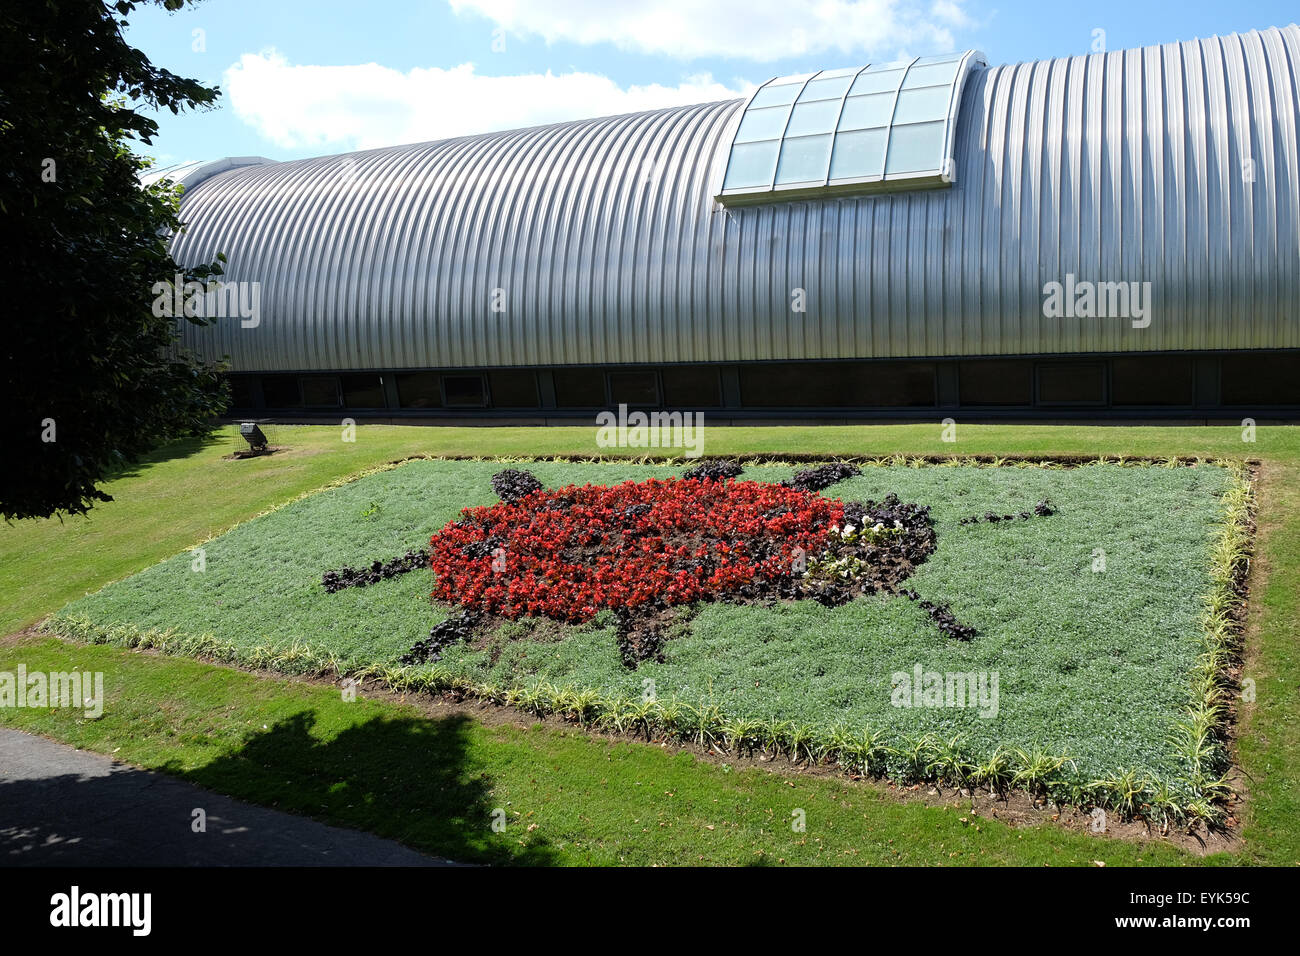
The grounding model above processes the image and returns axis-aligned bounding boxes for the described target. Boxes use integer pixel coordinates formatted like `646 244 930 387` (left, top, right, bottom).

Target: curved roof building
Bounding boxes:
172 24 1300 418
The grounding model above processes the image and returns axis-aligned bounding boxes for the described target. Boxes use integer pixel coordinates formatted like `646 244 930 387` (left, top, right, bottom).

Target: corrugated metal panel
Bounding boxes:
173 25 1300 372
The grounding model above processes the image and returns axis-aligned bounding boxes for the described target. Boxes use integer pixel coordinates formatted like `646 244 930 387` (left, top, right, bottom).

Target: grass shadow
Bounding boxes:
101 432 229 483
167 710 559 866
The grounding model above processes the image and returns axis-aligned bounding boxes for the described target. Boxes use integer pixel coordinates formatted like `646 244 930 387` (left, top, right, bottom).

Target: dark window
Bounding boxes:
553 369 607 407
488 370 540 408
1111 357 1194 406
227 376 257 409
608 371 660 406
739 364 820 406
443 374 486 407
1221 354 1300 406
301 376 341 408
859 363 937 406
396 372 442 409
340 374 386 408
739 362 935 407
959 360 1033 406
1037 363 1106 405
261 375 302 408
661 366 721 407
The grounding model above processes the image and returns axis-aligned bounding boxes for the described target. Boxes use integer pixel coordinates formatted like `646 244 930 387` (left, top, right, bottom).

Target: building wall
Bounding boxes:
174 25 1300 373
224 351 1300 419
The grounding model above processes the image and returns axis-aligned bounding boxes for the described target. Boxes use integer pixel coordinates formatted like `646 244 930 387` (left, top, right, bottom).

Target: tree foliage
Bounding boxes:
0 0 230 520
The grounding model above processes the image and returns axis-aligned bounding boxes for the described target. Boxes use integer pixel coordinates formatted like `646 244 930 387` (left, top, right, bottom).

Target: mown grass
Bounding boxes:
2 422 1297 864
4 421 1292 640
0 635 1203 866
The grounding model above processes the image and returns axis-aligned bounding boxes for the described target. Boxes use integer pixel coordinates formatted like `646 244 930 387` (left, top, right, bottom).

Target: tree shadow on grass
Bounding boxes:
166 710 559 866
100 432 229 483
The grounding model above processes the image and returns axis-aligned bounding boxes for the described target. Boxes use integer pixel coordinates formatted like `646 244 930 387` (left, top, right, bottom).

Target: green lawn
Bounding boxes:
2 421 1289 640
3 422 1297 865
0 635 1199 866
48 457 1234 799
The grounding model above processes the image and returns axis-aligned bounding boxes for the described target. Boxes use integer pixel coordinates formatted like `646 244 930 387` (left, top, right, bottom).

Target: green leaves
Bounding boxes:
1 1 227 519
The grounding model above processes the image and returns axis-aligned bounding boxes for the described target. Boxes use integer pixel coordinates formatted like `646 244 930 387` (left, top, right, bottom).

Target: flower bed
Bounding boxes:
423 469 961 666
429 477 843 622
44 456 1245 824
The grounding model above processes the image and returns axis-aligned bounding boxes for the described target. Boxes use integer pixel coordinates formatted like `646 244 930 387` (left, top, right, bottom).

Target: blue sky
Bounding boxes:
125 0 1299 168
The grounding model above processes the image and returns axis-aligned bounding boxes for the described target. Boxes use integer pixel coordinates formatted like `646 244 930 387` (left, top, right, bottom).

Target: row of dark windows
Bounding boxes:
228 354 1300 412
236 367 727 410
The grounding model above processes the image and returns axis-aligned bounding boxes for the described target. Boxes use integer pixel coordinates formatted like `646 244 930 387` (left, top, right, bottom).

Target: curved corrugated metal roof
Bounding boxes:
174 24 1300 372
143 156 275 192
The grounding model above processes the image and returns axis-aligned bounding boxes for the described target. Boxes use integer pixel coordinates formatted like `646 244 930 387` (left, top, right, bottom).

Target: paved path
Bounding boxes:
0 729 450 866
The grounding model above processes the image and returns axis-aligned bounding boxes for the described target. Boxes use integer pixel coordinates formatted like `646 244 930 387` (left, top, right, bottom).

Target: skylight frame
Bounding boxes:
715 50 987 206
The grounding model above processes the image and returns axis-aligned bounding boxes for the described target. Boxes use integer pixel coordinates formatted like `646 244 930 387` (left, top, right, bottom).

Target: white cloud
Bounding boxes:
930 0 973 29
448 0 969 61
224 50 751 152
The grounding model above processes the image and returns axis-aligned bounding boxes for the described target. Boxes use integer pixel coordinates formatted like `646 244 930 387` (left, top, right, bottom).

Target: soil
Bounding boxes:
469 614 574 666
1207 461 1262 840
386 451 1259 469
222 446 285 461
345 681 1241 856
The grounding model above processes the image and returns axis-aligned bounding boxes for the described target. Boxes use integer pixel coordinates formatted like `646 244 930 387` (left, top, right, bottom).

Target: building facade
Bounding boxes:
164 25 1300 419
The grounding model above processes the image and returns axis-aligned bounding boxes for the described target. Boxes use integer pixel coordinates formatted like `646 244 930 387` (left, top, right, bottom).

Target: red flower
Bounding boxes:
429 477 841 622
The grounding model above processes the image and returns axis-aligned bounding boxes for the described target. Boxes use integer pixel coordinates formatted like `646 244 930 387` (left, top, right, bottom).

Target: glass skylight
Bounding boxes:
717 52 985 203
